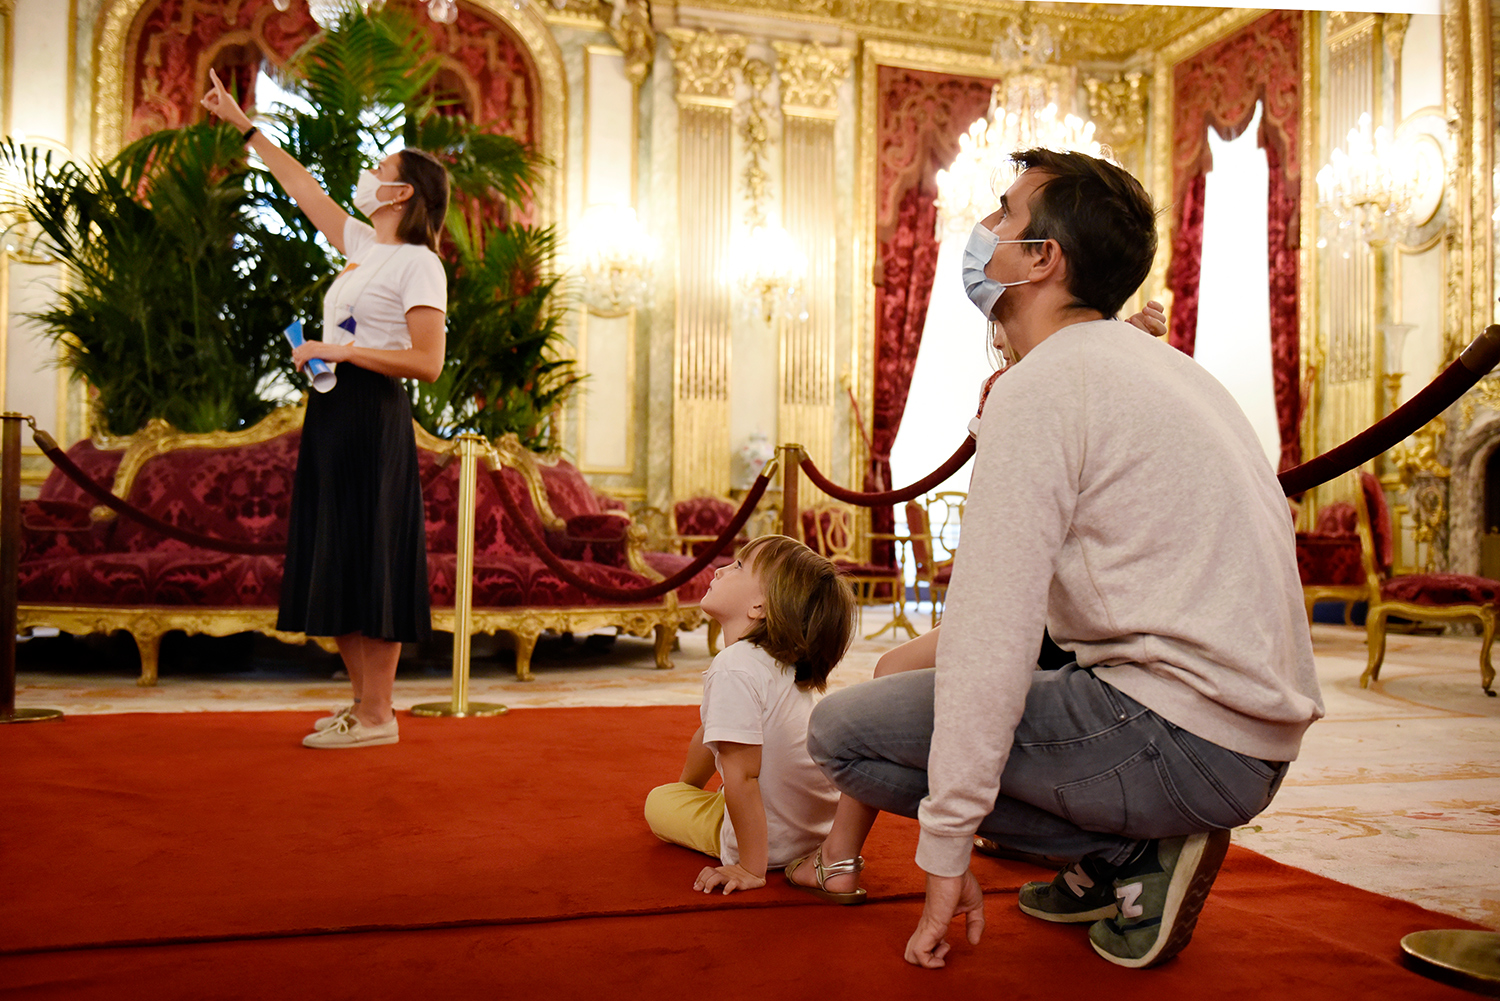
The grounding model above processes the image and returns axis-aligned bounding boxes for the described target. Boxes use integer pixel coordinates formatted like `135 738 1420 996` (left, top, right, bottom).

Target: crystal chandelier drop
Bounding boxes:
934 10 1104 239
1315 113 1425 248
569 204 658 314
275 0 459 27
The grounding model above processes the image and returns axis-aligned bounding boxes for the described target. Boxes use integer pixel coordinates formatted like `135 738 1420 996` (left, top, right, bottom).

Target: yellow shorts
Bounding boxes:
644 781 724 859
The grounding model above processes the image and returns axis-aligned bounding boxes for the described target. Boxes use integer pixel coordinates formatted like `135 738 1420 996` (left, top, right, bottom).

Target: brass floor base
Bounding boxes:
0 707 65 723
408 702 509 718
1400 930 1500 997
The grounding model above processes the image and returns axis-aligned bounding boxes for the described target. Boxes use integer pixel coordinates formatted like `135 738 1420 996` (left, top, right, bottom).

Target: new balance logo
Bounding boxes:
1116 880 1145 918
1063 867 1094 896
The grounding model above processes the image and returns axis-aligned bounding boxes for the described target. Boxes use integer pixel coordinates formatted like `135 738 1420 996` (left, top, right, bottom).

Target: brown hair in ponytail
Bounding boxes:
394 148 450 252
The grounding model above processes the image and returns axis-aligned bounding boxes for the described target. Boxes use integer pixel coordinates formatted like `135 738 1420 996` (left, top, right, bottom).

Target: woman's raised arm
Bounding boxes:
201 68 353 255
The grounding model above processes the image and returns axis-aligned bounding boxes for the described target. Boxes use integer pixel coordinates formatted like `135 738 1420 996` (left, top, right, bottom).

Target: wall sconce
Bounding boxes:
568 203 657 315
1316 112 1446 250
731 223 807 327
1380 321 1414 415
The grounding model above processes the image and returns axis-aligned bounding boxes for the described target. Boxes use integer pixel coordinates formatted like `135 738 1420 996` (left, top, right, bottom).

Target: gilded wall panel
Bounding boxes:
670 30 742 499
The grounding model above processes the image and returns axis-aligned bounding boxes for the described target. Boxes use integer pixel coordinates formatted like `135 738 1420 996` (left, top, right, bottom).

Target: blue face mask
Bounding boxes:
961 222 1045 320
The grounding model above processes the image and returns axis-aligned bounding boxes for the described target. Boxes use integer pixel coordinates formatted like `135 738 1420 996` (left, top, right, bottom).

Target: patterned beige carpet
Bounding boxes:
13 611 1499 929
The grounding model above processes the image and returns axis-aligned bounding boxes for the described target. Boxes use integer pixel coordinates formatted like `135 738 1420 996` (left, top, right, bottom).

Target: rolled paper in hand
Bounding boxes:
283 320 336 393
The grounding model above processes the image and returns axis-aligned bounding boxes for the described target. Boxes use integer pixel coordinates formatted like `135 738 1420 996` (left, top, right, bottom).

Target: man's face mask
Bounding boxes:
961 222 1046 320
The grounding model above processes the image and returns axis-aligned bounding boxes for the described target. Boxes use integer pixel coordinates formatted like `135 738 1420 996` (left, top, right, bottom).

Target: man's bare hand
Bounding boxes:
904 869 986 969
694 863 766 896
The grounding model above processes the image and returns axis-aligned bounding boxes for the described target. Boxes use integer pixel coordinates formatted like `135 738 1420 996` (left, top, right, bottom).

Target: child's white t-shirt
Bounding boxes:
321 218 447 353
700 640 839 869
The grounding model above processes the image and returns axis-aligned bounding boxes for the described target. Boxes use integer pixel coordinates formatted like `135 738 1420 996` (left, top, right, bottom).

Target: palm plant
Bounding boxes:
412 211 582 449
0 7 578 444
0 129 299 434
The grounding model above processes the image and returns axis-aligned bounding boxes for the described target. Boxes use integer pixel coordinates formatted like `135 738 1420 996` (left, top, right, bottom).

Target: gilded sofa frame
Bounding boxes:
19 408 704 685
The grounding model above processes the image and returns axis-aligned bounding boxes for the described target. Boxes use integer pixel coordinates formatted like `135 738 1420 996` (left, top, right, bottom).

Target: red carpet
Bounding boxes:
0 708 1483 999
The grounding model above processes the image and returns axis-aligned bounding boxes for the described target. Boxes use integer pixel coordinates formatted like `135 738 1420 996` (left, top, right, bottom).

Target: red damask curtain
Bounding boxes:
869 67 995 561
1166 10 1303 472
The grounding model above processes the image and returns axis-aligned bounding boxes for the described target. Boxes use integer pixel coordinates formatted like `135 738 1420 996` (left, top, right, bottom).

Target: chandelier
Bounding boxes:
934 11 1103 238
1316 112 1442 248
569 204 658 314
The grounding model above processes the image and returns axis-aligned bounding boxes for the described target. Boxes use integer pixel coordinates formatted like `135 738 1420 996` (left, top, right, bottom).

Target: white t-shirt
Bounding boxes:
321 218 447 353
700 641 839 869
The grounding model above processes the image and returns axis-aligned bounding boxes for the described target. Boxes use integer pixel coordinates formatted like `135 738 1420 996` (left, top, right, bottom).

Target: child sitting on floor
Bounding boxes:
644 535 856 896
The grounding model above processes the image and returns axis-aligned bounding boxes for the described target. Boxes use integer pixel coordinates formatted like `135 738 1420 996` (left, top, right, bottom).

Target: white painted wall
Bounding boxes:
4 0 72 431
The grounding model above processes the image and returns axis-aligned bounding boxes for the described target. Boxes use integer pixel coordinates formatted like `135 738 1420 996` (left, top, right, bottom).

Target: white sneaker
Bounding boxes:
312 703 356 732
302 715 399 749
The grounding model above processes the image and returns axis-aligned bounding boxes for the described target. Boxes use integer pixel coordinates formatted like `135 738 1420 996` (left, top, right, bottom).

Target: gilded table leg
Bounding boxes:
134 629 163 687
513 630 539 682
1361 606 1388 688
654 624 676 670
1477 609 1496 695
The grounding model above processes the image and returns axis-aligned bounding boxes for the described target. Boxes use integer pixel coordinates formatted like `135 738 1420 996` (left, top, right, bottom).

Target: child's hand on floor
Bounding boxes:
694 863 766 895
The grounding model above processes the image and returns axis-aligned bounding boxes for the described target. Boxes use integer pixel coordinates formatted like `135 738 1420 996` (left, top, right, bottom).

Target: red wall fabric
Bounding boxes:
1167 10 1303 471
126 0 537 146
869 67 995 561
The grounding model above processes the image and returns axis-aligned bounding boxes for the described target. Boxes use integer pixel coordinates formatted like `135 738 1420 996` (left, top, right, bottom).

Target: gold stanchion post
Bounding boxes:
780 443 802 541
411 433 506 719
2 413 62 723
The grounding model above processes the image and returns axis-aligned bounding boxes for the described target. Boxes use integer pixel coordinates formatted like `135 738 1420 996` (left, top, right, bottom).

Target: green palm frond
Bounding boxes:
5 5 573 446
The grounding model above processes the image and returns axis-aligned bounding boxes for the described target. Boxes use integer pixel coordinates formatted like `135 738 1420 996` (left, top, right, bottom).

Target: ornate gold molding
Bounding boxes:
667 27 745 107
1382 12 1411 64
740 57 773 227
605 0 654 86
1083 71 1147 155
772 40 851 120
678 0 1223 64
92 0 568 228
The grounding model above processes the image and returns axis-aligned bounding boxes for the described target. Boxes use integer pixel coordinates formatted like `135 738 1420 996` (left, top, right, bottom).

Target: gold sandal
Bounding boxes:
784 847 866 905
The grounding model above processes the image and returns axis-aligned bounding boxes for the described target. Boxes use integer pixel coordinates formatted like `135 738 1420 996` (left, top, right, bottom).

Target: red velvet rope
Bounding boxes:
1278 325 1500 497
799 438 976 508
488 464 771 602
32 429 285 556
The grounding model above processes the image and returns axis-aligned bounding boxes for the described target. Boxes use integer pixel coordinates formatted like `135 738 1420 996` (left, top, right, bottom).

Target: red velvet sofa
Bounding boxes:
18 408 710 684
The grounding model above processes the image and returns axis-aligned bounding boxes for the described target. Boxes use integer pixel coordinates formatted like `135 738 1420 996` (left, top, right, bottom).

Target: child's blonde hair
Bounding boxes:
736 535 855 692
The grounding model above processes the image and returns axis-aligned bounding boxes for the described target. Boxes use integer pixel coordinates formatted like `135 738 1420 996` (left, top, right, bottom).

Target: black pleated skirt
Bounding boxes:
277 363 432 642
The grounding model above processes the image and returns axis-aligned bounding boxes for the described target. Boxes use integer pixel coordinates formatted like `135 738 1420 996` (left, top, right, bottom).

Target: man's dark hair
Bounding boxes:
1009 148 1157 318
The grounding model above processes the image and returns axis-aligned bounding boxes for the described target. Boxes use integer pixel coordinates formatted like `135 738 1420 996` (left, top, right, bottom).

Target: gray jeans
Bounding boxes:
807 665 1289 867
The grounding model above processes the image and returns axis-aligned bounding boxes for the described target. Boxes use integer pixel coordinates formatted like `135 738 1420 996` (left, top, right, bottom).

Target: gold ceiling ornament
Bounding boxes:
675 0 1222 64
771 41 851 119
667 28 746 104
1083 71 1148 154
606 0 655 85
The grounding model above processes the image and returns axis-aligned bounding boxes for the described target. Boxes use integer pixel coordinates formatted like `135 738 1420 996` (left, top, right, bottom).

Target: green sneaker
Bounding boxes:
1018 854 1120 924
1088 829 1231 969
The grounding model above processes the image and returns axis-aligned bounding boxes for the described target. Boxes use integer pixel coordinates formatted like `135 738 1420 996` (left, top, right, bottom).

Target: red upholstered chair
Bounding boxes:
904 499 953 627
1354 471 1498 695
672 495 744 568
801 500 916 640
1295 501 1365 625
